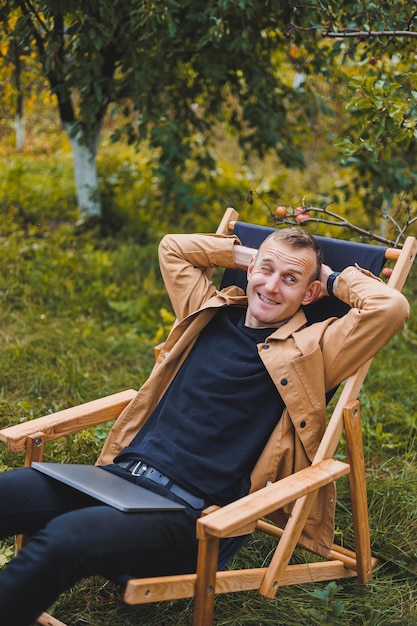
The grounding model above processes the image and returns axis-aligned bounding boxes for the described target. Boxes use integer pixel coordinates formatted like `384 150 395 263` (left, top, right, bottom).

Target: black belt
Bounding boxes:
116 460 206 510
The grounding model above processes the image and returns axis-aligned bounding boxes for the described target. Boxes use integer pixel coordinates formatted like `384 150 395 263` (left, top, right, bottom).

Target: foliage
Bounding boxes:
2 0 417 230
96 143 255 240
0 542 14 569
0 151 77 225
0 1 321 219
0 10 51 149
302 582 345 625
286 1 417 219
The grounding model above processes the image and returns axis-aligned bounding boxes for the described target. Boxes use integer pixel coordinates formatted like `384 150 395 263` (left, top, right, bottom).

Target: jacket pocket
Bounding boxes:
291 347 326 412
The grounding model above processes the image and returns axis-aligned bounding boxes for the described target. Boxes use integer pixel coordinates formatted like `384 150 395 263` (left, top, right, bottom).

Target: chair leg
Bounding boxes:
193 536 220 626
259 490 318 598
16 432 46 551
23 430 46 466
343 400 373 583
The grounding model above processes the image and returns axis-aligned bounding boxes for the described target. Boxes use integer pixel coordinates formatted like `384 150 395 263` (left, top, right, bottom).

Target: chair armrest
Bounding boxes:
197 458 350 540
0 389 137 453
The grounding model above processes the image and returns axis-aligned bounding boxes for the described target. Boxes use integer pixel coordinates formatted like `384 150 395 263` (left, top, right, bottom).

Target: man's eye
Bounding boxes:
284 275 296 284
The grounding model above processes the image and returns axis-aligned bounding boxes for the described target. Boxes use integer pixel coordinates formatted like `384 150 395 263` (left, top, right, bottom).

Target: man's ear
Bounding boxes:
246 256 256 280
301 280 322 306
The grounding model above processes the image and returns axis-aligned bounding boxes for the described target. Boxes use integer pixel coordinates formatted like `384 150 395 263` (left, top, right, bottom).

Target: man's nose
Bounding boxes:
265 274 281 292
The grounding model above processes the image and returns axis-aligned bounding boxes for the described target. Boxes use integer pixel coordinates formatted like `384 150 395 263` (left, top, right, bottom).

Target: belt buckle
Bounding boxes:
131 461 147 476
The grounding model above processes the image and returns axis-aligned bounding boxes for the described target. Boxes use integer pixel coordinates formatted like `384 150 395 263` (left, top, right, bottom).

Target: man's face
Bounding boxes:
245 239 321 329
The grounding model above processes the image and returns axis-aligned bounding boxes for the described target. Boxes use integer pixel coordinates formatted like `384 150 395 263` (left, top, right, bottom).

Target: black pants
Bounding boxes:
0 467 200 626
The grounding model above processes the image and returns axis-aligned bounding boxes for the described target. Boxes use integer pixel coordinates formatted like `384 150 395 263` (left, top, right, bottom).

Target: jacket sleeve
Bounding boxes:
320 265 410 389
158 233 241 321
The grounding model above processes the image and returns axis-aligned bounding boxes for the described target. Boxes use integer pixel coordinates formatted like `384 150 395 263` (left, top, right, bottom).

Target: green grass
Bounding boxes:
0 149 416 626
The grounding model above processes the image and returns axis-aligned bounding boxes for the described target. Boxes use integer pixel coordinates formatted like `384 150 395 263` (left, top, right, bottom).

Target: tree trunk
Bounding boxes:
65 122 102 221
12 39 25 152
14 114 25 151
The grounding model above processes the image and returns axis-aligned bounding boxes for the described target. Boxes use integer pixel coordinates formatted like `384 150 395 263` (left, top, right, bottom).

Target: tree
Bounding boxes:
6 37 25 151
0 9 47 151
1 1 130 220
0 1 318 222
1 1 417 232
289 1 417 233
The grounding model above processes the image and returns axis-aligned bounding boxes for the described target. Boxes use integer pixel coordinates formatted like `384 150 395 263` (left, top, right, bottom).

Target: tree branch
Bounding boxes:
325 29 417 39
273 209 399 247
250 191 416 248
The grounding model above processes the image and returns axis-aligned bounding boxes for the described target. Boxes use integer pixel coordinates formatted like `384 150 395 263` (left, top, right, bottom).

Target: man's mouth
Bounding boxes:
258 293 280 305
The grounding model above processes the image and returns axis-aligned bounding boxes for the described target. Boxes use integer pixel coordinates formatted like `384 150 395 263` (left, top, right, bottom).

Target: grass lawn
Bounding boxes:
0 152 416 626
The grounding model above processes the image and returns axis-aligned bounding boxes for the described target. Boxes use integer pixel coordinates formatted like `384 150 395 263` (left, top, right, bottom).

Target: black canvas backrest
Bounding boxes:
221 221 387 324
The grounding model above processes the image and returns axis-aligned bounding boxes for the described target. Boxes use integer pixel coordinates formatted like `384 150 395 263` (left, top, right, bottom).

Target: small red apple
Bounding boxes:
294 206 310 223
382 267 393 278
275 205 288 218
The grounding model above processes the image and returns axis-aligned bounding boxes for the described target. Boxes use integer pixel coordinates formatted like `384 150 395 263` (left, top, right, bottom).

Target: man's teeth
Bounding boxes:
259 294 279 305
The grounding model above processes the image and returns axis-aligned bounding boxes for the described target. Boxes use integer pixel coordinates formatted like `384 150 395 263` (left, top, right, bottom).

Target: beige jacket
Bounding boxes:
98 233 409 556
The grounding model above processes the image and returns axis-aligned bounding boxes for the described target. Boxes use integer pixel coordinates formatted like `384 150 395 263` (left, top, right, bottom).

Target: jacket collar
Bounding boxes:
268 309 308 339
200 288 308 339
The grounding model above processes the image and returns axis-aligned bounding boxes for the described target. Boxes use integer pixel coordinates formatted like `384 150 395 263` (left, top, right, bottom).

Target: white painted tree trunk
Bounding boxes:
65 122 102 221
14 114 25 151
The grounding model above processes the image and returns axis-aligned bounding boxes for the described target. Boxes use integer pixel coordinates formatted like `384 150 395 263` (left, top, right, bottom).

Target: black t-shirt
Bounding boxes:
116 308 284 506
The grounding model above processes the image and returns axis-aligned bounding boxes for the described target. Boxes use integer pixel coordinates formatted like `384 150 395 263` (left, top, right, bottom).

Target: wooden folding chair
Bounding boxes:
0 208 415 626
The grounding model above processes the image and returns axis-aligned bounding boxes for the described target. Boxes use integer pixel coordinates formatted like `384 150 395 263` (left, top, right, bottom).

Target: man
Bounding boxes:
0 227 409 626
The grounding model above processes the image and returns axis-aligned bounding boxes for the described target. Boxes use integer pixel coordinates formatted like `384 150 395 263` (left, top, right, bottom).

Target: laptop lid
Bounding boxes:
31 462 185 512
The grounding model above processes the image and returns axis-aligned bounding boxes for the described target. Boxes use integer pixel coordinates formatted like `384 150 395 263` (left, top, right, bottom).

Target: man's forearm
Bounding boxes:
158 233 242 321
232 243 257 269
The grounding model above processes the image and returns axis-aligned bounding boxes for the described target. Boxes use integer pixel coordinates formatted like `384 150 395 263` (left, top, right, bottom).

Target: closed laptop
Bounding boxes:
31 462 185 512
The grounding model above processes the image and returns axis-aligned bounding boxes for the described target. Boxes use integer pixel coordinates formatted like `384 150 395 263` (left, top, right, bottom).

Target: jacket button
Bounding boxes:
300 420 306 428
262 344 270 350
280 378 288 386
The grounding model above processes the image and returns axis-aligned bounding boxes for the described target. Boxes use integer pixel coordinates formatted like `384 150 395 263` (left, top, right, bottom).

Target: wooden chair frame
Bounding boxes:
0 208 415 626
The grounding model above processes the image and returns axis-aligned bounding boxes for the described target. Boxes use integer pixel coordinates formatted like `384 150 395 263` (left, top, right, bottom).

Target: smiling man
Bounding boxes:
0 227 409 626
244 229 324 328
